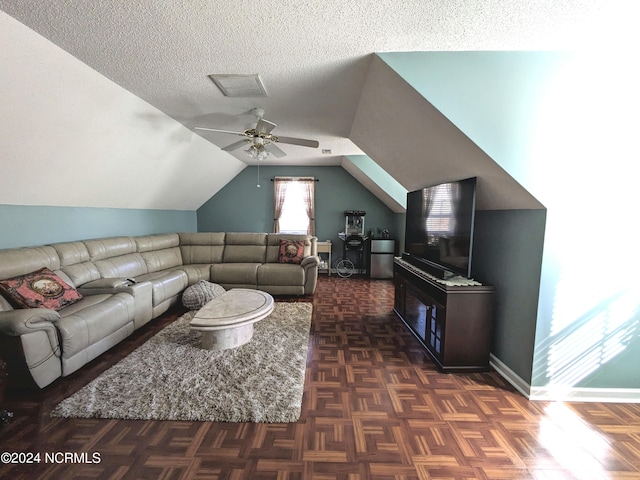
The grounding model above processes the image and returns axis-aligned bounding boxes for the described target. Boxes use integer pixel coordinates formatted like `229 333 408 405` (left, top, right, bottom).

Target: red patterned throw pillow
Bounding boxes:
278 240 305 264
0 267 83 311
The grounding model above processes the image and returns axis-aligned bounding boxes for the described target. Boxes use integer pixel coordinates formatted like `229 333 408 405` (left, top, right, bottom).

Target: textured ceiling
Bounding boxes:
0 0 620 166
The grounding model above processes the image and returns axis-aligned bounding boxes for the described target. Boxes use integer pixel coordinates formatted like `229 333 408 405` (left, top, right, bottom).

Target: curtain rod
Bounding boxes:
270 178 319 182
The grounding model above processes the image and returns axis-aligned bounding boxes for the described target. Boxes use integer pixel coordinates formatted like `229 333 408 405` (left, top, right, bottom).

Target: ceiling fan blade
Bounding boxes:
194 126 245 136
276 136 319 148
255 118 276 135
266 143 287 158
222 139 249 152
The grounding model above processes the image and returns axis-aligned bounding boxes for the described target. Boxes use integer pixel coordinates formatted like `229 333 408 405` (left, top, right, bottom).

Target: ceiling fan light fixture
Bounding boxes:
208 74 268 97
194 108 318 160
245 144 270 162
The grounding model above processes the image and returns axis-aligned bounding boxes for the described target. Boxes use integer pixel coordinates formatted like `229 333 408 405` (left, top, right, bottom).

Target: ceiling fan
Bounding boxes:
194 108 319 160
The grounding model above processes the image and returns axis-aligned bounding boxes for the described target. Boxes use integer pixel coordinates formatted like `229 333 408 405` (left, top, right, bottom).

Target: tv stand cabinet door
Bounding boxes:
394 275 446 365
426 300 445 363
393 260 494 372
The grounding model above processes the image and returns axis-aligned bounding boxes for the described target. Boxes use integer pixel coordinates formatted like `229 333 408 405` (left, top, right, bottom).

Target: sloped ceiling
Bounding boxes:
0 12 245 211
350 56 544 210
0 1 623 211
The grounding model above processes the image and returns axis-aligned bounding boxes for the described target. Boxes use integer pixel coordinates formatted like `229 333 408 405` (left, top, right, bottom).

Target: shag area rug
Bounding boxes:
51 302 312 423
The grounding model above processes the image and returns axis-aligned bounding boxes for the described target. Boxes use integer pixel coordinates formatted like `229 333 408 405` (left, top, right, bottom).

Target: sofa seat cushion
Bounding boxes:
0 267 83 311
135 270 188 306
210 263 260 287
56 292 135 358
257 263 305 286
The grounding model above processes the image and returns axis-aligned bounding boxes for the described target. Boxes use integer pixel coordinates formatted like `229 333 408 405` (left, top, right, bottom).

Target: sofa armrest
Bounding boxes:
80 277 134 290
78 277 146 296
301 255 320 268
78 280 153 329
301 256 320 295
0 309 63 388
0 309 61 356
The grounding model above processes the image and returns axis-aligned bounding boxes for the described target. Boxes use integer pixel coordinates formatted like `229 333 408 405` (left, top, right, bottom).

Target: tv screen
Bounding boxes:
403 177 477 278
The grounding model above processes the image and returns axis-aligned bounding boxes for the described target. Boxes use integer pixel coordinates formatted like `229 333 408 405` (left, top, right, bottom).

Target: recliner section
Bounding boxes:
0 232 319 388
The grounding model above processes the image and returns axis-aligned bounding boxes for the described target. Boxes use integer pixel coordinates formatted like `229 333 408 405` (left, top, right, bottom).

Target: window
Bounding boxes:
273 177 315 235
424 183 455 233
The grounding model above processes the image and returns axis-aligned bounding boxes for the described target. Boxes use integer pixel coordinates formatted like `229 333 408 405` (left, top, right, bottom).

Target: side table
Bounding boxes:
317 240 332 276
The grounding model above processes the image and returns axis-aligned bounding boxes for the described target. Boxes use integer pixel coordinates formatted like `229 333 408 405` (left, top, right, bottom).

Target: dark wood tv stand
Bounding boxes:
393 258 495 372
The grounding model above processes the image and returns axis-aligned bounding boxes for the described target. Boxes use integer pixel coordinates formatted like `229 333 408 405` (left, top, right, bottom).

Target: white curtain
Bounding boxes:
273 177 315 234
301 178 315 236
273 179 289 233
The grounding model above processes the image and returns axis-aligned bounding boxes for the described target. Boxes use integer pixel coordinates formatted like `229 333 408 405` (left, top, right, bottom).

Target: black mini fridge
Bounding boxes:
369 239 395 278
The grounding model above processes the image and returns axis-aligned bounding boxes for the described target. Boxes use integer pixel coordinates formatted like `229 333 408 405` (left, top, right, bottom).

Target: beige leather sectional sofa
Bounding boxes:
0 232 318 388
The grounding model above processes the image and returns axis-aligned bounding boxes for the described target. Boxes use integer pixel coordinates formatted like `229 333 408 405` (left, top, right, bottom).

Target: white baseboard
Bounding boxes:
490 354 640 403
529 387 640 403
489 353 531 398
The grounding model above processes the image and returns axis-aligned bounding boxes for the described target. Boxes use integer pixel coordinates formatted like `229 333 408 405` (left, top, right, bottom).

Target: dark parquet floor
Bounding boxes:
1 276 639 479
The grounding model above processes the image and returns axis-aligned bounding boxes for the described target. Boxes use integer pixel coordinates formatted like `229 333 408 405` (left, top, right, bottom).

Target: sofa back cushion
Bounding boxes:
93 254 148 278
84 237 147 278
140 248 183 273
265 234 316 263
135 234 180 253
135 234 183 273
179 232 226 265
222 233 267 263
51 241 101 287
84 237 138 261
0 246 60 281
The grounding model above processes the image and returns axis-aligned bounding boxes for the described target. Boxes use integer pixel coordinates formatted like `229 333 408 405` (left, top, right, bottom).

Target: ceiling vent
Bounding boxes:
208 74 268 97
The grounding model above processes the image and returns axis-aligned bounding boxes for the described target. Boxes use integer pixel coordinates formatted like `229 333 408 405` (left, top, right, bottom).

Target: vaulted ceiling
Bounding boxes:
0 1 617 211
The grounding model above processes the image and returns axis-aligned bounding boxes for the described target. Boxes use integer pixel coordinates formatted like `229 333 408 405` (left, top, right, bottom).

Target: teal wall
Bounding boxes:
0 204 196 249
379 51 565 187
380 51 640 393
472 209 546 384
197 165 400 265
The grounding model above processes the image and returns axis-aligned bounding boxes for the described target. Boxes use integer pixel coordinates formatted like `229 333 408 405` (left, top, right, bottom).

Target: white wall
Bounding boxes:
0 12 245 211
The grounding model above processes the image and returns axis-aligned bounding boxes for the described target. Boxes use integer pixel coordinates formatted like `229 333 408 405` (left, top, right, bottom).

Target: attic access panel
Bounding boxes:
208 74 268 97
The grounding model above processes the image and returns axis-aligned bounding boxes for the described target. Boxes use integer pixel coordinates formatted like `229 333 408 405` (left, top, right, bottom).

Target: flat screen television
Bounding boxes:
403 177 477 278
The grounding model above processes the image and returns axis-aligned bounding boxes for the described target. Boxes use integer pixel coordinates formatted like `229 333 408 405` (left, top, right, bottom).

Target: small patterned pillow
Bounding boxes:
0 267 83 311
181 280 226 310
278 239 305 264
